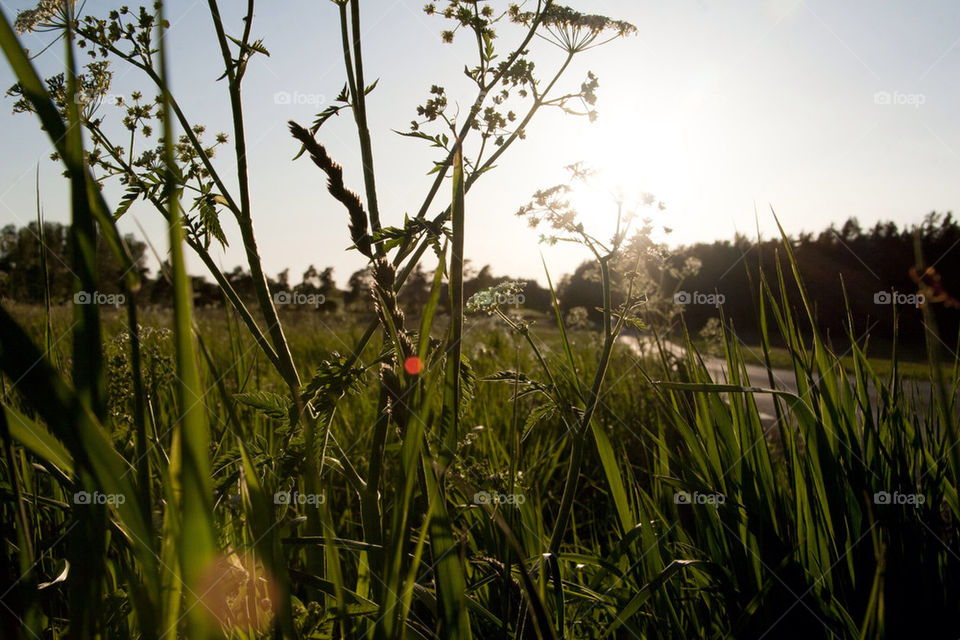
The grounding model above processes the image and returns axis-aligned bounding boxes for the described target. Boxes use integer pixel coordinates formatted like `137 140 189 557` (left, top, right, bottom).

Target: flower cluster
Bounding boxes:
509 4 636 52
13 0 66 35
424 1 497 44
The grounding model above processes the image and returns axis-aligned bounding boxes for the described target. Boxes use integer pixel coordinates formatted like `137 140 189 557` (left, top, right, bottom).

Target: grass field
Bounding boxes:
4 286 960 638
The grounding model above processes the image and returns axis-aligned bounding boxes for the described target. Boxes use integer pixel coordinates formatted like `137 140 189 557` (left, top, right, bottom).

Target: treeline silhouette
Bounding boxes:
0 221 553 315
665 212 960 350
2 213 958 349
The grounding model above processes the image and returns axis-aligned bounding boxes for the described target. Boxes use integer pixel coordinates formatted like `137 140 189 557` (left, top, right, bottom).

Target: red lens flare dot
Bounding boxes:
404 356 423 375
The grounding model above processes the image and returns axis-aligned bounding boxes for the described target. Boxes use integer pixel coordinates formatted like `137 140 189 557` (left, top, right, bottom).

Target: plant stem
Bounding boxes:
206 0 300 392
348 0 382 236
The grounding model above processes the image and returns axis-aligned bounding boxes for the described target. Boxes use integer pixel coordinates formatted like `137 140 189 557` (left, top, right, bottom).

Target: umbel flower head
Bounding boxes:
14 0 71 35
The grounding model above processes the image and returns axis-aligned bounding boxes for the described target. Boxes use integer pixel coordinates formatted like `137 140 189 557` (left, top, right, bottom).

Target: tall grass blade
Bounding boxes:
156 5 217 638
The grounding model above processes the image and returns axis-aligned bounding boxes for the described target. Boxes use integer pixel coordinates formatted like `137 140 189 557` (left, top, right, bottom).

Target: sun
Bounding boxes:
564 162 670 247
559 107 695 246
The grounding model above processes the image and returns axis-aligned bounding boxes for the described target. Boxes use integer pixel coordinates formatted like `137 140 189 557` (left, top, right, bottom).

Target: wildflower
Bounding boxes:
14 0 66 35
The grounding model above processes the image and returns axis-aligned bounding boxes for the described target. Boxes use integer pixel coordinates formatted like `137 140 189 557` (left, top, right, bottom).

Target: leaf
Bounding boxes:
3 404 74 478
369 223 412 253
247 38 270 57
602 560 708 637
430 145 472 639
191 193 228 248
158 8 219 634
234 391 290 421
395 129 449 149
522 403 555 438
483 370 553 397
417 242 447 363
300 354 366 411
459 356 476 414
227 35 270 57
364 78 379 95
114 184 141 220
37 560 69 590
311 104 347 132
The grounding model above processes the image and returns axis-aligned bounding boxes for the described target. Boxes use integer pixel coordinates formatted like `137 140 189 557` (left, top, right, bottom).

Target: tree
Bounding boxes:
0 221 148 303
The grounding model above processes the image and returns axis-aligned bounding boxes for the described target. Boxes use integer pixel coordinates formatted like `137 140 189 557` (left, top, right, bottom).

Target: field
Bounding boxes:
4 278 960 638
2 1 960 639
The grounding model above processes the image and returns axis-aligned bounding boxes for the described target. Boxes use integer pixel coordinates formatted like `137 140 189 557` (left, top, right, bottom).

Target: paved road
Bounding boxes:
621 336 942 429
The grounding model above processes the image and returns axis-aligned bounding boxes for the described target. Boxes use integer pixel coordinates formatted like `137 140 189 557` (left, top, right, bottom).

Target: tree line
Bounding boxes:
2 213 958 348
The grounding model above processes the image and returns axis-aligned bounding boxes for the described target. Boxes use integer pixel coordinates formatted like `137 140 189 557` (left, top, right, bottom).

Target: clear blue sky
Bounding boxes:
1 0 959 286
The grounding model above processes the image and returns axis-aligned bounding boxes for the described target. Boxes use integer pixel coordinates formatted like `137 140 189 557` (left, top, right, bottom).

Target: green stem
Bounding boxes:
347 0 382 235
207 0 300 391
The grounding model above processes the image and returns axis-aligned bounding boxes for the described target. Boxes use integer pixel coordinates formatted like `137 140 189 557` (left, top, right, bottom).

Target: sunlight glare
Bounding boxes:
563 119 689 247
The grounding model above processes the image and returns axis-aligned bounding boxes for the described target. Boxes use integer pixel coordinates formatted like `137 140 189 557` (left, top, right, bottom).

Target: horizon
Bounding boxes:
1 0 959 287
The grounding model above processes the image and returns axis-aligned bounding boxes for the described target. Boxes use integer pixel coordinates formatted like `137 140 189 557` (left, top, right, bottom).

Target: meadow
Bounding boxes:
2 1 960 639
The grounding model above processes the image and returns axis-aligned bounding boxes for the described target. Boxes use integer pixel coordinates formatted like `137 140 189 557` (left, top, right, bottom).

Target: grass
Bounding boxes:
4 288 960 637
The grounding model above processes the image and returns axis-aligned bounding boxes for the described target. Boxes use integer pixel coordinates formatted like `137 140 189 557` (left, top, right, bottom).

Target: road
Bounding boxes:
620 336 942 429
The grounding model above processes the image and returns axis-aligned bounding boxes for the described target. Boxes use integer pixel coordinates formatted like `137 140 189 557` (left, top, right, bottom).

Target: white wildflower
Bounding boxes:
14 0 67 35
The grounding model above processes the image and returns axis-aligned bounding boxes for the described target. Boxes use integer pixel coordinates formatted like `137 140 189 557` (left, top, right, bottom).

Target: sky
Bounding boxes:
1 0 959 287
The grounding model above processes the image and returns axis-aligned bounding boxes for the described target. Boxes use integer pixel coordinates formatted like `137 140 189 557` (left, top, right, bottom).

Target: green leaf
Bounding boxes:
602 560 707 637
2 404 73 478
234 391 291 420
157 5 217 637
114 184 141 220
